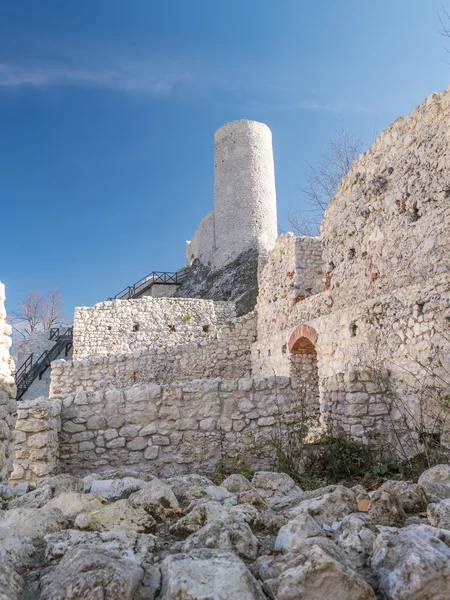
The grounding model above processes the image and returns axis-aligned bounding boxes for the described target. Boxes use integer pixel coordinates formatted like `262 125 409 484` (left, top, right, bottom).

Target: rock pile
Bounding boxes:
1 467 450 599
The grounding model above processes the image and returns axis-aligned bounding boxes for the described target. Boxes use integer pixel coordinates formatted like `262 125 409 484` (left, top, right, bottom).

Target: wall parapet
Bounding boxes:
51 312 256 397
73 297 237 359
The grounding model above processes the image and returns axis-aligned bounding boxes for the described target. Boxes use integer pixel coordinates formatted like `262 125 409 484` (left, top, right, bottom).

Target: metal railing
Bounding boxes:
108 271 179 301
15 327 73 401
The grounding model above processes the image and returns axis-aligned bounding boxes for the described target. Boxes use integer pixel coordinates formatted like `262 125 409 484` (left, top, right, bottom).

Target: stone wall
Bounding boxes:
321 87 450 310
51 311 256 396
73 297 237 359
10 398 61 484
56 376 305 478
251 89 450 448
0 282 16 481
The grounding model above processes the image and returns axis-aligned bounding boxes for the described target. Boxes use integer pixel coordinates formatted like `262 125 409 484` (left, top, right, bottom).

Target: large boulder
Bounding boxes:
166 474 232 506
0 564 24 600
368 489 406 527
418 464 450 503
44 529 156 564
75 499 156 533
7 485 54 510
129 479 179 522
221 474 252 493
289 485 357 526
418 464 450 485
427 499 450 529
37 474 84 495
181 518 259 560
251 471 303 510
43 492 106 520
255 537 375 600
0 527 35 570
39 547 144 600
0 507 68 544
169 500 261 539
274 513 325 553
89 477 148 500
378 480 427 514
371 524 450 599
159 548 266 599
334 513 377 568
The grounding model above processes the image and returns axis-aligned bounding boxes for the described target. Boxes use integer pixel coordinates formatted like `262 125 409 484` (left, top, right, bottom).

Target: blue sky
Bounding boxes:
1 0 449 320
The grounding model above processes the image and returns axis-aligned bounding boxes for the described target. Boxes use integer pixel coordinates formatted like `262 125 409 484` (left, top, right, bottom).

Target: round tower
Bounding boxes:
213 120 278 269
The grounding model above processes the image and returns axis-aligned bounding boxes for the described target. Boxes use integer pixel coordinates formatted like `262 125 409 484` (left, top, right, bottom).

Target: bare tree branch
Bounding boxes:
288 123 364 236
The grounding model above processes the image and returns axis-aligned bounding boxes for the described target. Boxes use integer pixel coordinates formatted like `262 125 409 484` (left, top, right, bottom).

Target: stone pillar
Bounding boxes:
11 398 61 484
0 282 16 481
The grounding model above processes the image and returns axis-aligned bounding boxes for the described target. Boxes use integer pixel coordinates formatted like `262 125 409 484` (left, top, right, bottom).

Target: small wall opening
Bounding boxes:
288 325 320 419
190 254 195 266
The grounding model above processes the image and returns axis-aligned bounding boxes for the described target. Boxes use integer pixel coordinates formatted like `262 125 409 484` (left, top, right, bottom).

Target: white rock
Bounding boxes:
427 498 450 529
372 524 450 599
39 547 144 600
43 492 106 519
159 548 266 599
274 513 325 553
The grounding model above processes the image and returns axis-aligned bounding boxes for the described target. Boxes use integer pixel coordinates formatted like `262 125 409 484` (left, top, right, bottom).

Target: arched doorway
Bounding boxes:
288 325 320 419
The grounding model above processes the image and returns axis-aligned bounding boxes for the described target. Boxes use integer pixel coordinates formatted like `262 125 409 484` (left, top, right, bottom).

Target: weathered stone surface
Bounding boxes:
334 512 377 568
0 527 35 570
368 489 406 527
39 547 144 600
129 478 179 522
255 537 375 600
89 477 148 500
0 564 24 600
44 529 156 564
166 474 216 505
275 511 325 552
418 464 450 486
0 507 68 544
37 474 84 495
43 492 106 519
7 484 53 510
75 499 156 533
221 473 252 493
159 548 266 599
181 518 259 560
378 480 427 514
371 524 450 600
418 465 450 503
289 485 357 526
251 471 300 498
427 499 450 529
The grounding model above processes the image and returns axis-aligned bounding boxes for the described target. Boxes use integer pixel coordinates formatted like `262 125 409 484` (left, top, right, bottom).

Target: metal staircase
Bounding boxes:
15 327 73 401
108 269 187 300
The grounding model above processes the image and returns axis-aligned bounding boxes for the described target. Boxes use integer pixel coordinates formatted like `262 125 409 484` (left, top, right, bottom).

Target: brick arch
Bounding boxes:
288 324 318 355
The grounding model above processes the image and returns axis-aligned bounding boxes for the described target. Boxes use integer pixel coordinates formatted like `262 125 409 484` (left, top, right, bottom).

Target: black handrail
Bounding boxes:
15 327 73 401
108 271 179 301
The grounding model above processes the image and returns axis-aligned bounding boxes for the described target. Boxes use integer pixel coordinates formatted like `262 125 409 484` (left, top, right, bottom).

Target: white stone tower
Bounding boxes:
186 119 278 270
213 120 278 268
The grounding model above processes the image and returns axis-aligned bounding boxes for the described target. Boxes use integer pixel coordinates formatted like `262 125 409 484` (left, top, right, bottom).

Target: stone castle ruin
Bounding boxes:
3 87 450 486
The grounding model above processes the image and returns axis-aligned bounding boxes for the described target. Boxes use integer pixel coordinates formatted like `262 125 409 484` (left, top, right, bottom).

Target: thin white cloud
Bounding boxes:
0 60 191 94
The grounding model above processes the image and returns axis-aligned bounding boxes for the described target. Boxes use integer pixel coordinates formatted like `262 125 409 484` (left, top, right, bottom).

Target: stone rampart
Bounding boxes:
51 312 256 396
56 376 306 478
73 297 236 359
0 282 16 481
